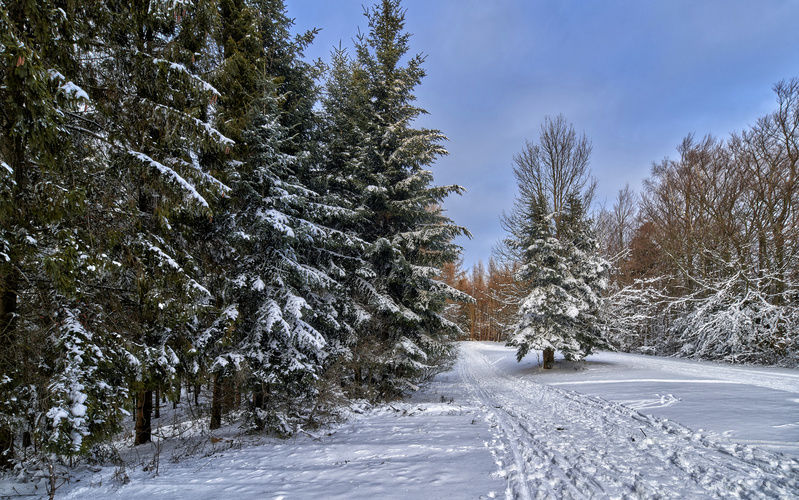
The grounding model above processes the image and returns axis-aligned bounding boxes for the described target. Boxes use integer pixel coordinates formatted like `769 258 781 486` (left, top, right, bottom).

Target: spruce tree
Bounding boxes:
320 0 470 398
88 0 231 445
0 0 139 461
206 0 358 432
0 0 231 455
507 194 611 367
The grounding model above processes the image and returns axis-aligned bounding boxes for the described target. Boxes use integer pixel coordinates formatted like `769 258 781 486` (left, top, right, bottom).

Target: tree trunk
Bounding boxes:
210 374 223 430
0 427 12 469
135 390 152 445
154 388 160 419
194 382 200 406
354 365 362 389
222 377 235 414
252 384 265 430
0 268 18 469
542 348 555 369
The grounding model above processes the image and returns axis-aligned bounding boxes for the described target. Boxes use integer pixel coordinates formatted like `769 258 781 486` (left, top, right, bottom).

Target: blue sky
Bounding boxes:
286 0 799 271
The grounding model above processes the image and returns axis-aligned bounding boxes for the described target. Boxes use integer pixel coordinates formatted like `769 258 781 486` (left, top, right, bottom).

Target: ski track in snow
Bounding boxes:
458 343 799 499
4 343 799 499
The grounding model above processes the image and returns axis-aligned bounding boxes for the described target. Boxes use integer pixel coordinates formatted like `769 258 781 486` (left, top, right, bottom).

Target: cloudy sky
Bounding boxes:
286 0 799 270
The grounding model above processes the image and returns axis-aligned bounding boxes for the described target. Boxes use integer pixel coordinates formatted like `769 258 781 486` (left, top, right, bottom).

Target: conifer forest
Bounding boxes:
0 0 798 482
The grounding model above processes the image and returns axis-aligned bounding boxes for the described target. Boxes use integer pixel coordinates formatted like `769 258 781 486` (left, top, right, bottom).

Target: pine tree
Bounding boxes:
205 0 358 432
320 0 470 398
507 194 611 367
0 0 231 454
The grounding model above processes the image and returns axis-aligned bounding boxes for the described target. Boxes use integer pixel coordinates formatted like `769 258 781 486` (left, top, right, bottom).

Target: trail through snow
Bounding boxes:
3 342 798 499
458 342 799 498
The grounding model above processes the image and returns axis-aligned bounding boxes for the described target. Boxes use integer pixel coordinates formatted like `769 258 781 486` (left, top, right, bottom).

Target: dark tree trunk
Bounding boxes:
0 428 12 469
194 383 201 406
542 348 555 369
222 377 235 414
154 388 160 419
354 365 362 390
252 385 265 430
0 259 19 470
210 374 223 430
135 390 153 445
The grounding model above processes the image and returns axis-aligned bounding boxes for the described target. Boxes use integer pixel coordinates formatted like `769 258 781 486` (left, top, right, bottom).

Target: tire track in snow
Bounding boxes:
458 343 799 499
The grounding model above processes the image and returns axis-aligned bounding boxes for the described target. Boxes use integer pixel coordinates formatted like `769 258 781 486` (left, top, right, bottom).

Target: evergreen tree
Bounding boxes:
225 85 342 432
507 194 611 368
206 0 355 432
0 0 232 456
0 0 141 461
320 0 470 398
86 0 231 445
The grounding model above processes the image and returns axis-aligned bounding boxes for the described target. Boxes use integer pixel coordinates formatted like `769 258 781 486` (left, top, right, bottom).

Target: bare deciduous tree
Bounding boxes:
603 79 799 366
596 183 638 267
500 114 597 260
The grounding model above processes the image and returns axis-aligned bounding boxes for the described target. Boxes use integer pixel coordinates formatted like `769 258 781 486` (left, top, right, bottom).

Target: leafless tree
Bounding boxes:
731 77 799 302
499 114 597 261
596 183 638 265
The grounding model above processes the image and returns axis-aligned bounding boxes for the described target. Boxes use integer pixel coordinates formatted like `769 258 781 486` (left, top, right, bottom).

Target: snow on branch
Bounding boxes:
141 99 234 147
142 239 211 298
151 57 221 97
48 69 90 102
129 150 209 208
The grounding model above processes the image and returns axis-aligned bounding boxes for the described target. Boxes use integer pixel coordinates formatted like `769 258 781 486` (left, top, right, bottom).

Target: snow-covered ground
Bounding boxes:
460 342 799 498
2 341 798 499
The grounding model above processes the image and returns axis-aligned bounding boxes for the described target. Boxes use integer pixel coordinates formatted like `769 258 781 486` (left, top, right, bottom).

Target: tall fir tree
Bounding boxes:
507 194 611 368
1 0 233 455
320 0 470 398
205 0 361 432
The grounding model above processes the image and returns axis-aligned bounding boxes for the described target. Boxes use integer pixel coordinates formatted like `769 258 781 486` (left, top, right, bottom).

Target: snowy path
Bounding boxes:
458 342 799 499
5 342 799 499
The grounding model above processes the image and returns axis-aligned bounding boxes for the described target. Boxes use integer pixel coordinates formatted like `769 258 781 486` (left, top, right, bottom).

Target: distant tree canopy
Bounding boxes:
0 0 469 467
598 79 799 366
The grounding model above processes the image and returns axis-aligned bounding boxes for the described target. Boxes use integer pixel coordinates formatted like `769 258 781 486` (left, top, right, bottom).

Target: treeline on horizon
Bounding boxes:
442 79 799 370
0 0 471 466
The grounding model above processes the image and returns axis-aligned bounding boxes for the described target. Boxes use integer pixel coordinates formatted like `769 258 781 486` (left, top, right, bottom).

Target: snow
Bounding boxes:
5 342 798 499
130 150 209 207
48 69 90 101
152 58 222 97
143 241 211 297
59 81 90 102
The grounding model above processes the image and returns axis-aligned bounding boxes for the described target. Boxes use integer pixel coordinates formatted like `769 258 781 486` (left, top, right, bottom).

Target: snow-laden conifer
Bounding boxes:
225 83 361 432
319 0 471 398
507 195 611 367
